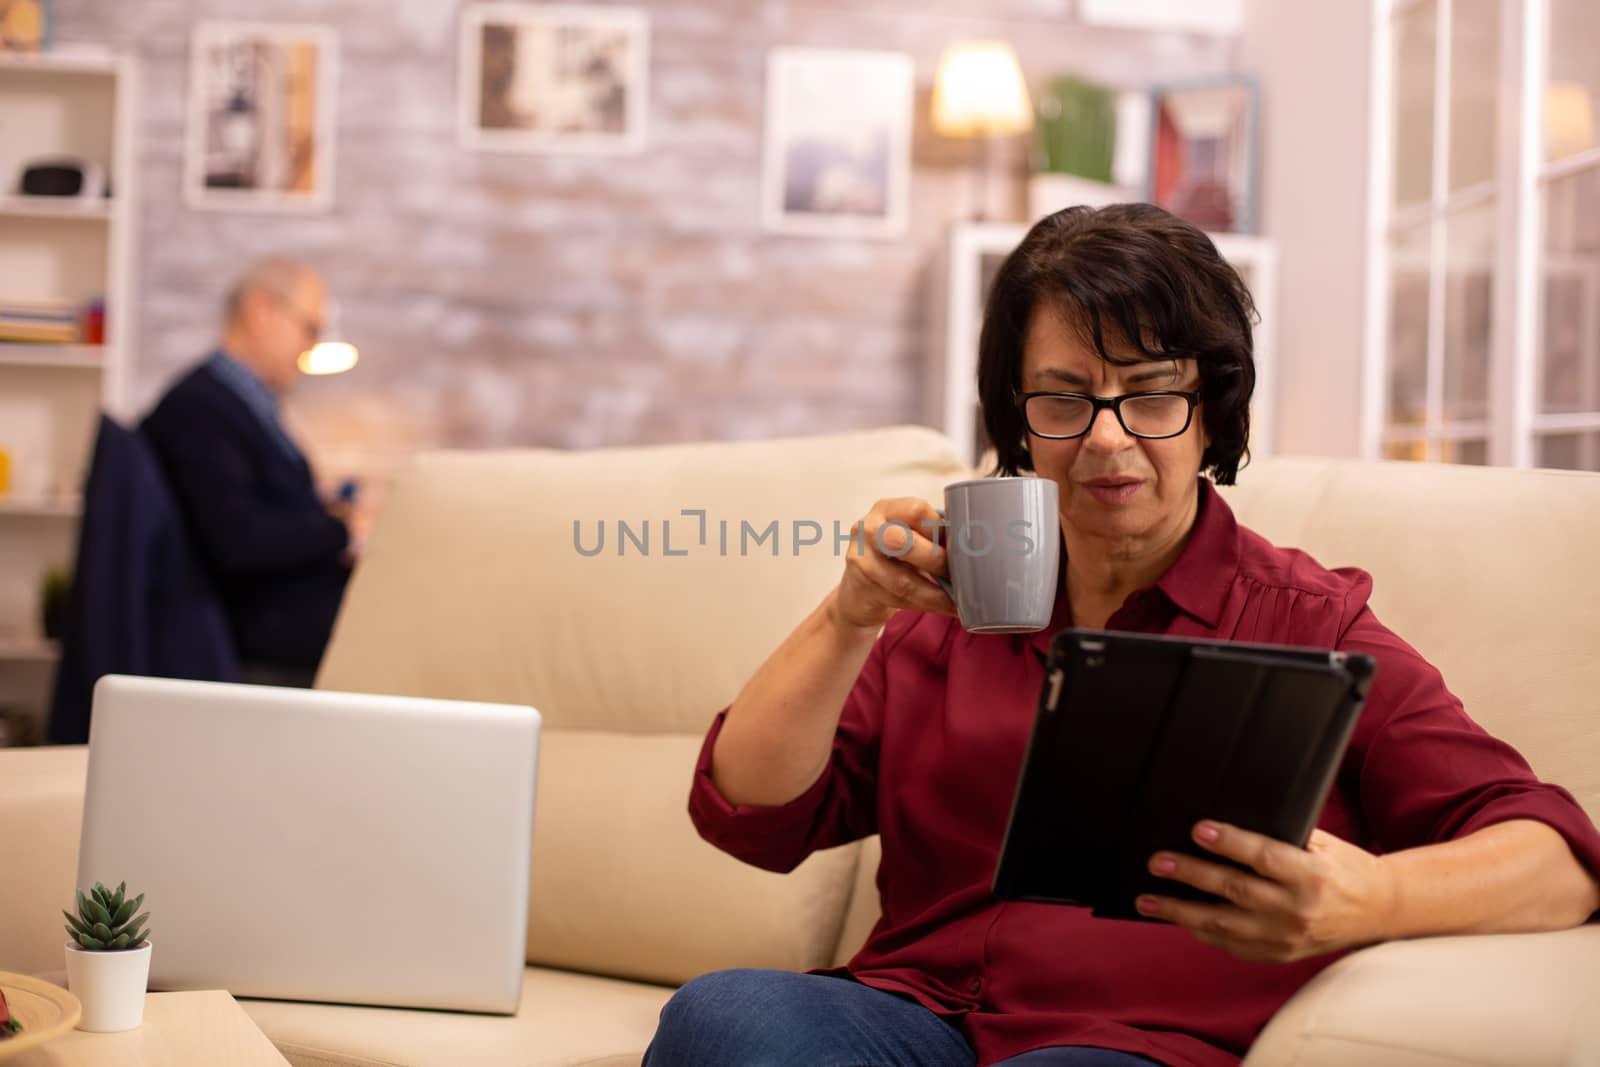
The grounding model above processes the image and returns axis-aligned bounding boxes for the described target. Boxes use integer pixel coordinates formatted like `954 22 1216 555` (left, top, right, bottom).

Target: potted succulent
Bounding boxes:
1029 74 1132 219
62 882 152 1033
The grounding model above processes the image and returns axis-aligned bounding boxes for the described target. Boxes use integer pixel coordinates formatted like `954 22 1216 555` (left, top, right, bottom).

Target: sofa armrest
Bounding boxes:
1244 926 1600 1067
0 747 88 976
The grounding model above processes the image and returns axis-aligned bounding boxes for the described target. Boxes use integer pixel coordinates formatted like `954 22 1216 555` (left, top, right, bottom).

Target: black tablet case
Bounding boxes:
991 629 1375 921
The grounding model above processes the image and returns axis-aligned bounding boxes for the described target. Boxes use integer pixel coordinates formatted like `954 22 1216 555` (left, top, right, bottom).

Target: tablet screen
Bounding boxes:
992 629 1374 920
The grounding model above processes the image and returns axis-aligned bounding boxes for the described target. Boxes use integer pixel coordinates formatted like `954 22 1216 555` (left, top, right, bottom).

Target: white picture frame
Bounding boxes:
1077 0 1243 35
457 3 649 156
761 48 913 240
1146 75 1261 235
183 21 339 213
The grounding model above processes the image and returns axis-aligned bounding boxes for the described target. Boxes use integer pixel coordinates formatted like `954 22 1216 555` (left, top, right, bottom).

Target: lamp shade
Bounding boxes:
931 41 1033 138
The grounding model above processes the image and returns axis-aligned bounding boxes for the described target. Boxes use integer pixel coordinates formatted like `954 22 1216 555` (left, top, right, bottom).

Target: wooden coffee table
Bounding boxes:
3 989 288 1065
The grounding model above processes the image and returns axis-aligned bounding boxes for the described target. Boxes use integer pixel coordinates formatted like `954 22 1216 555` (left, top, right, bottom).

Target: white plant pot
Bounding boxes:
1027 173 1135 221
63 939 151 1032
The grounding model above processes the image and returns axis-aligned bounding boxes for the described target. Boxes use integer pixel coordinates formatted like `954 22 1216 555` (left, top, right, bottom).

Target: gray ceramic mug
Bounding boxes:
932 477 1060 633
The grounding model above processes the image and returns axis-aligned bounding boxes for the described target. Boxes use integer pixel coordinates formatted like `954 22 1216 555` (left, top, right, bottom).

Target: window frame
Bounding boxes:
1364 0 1600 467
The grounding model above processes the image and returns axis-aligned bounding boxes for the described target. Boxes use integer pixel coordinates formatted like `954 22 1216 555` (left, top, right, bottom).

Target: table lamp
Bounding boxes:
931 40 1033 219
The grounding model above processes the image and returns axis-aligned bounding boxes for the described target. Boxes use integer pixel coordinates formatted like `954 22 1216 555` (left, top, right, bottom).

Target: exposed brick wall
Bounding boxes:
50 0 1230 486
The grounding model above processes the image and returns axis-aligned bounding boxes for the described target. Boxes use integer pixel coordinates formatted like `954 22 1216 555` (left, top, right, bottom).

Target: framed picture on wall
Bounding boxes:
1078 0 1242 35
458 3 649 155
1146 75 1259 235
183 22 338 213
0 0 50 53
761 48 914 240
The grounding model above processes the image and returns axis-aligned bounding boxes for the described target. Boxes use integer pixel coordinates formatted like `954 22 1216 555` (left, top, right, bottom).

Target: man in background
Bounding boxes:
143 258 356 686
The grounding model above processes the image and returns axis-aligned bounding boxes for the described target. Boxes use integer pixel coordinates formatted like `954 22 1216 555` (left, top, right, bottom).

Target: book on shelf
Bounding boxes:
0 323 78 344
0 299 94 344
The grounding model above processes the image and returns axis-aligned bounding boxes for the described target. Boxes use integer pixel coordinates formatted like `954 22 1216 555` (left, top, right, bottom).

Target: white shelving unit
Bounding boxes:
933 220 1278 468
0 51 136 733
0 497 83 519
0 637 59 662
0 193 115 220
0 344 107 369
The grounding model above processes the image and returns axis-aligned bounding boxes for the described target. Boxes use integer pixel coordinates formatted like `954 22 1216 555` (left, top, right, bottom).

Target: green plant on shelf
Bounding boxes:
1035 76 1117 182
64 881 151 951
41 567 70 641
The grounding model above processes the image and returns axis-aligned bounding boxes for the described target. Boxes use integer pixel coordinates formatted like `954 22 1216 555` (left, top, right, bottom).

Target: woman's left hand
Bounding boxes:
1136 821 1400 963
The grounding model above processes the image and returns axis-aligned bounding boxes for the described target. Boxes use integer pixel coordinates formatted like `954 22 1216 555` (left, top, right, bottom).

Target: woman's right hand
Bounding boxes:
832 496 957 632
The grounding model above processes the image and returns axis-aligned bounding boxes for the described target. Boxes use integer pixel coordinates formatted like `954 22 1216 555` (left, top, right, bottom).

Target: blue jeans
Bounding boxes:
643 968 1165 1067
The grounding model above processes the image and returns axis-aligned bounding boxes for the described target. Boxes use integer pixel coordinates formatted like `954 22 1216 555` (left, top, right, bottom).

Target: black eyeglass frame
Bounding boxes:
1014 389 1202 441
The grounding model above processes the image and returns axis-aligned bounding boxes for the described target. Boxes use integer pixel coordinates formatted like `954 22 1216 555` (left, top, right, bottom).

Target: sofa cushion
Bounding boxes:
316 426 970 735
0 746 88 976
1241 926 1600 1067
244 966 670 1067
527 730 859 984
312 427 964 985
1218 459 1600 824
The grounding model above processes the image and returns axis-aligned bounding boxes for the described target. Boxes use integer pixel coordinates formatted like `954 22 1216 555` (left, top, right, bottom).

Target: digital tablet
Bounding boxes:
991 628 1376 921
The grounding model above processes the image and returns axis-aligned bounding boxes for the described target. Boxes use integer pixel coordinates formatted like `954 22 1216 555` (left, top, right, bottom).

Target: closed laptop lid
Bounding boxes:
77 675 540 1014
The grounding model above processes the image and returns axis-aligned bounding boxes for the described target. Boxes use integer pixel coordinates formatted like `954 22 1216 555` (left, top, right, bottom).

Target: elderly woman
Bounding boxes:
643 204 1600 1067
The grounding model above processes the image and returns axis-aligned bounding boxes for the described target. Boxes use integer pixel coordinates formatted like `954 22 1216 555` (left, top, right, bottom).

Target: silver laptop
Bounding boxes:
77 675 540 1014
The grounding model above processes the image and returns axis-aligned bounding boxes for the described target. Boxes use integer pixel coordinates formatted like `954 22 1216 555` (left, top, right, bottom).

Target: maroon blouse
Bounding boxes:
688 480 1600 1067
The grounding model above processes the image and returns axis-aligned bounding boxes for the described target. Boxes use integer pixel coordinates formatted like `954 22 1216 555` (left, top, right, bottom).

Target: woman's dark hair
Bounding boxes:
976 203 1257 485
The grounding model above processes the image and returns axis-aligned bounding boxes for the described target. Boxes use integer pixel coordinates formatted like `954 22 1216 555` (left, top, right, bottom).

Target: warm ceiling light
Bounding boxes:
298 342 358 376
930 41 1033 138
1546 82 1595 161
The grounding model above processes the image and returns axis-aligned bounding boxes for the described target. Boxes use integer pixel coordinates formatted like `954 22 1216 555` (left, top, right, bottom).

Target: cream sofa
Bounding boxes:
2 426 1597 1067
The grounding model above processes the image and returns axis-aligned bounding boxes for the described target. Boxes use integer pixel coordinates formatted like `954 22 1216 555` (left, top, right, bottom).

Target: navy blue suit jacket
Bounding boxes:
49 416 239 744
141 361 350 669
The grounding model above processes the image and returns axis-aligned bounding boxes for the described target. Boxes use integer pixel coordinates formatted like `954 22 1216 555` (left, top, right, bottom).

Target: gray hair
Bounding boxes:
224 258 318 324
